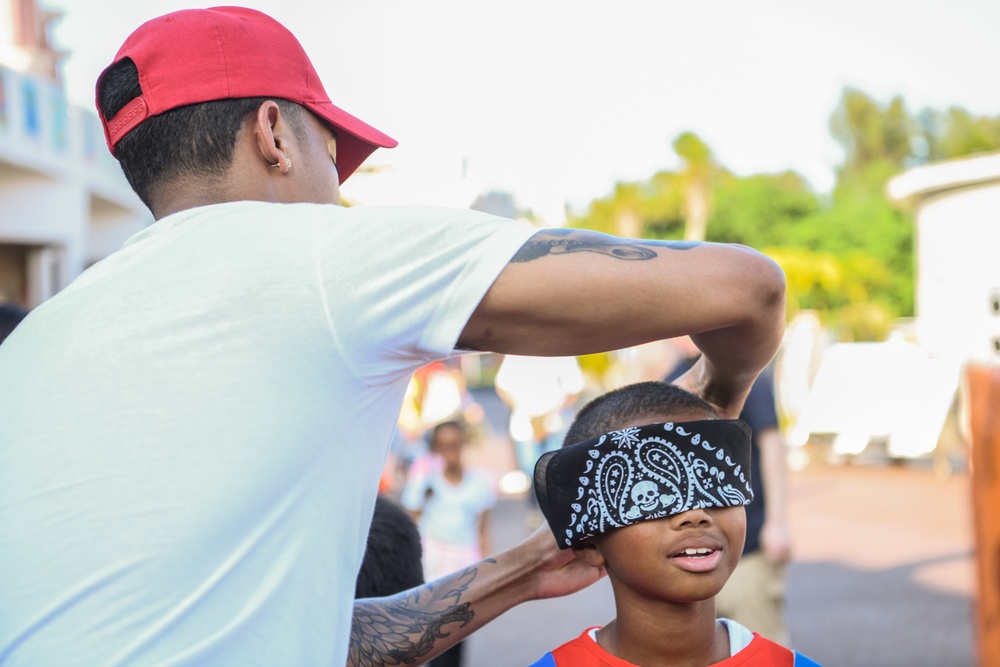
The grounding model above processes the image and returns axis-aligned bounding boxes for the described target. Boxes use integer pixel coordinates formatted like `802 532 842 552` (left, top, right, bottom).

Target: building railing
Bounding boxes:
0 64 138 206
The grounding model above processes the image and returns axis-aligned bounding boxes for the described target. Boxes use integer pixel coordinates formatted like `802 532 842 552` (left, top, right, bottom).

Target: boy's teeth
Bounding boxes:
683 548 712 555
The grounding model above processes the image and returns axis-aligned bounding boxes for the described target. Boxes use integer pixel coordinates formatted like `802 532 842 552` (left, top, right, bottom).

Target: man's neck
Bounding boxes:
151 196 230 221
149 163 280 220
149 173 242 221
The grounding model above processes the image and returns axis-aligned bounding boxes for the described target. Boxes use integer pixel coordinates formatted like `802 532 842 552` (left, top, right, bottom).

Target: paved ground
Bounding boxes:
460 460 977 667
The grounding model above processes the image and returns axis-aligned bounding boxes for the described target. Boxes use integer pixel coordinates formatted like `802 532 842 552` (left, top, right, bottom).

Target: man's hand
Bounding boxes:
348 521 604 667
519 523 606 600
760 519 793 565
671 355 753 420
757 426 792 565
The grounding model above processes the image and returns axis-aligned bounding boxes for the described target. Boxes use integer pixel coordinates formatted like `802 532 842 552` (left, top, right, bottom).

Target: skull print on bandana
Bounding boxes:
534 420 754 549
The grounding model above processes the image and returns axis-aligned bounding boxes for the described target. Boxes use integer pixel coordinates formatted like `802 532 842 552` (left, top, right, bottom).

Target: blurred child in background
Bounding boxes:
402 421 496 667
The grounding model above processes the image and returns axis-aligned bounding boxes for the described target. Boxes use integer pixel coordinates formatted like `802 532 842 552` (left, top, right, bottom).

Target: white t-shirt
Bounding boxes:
0 201 535 667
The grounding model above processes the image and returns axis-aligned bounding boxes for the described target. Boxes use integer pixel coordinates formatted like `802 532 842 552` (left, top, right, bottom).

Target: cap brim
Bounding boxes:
306 100 397 183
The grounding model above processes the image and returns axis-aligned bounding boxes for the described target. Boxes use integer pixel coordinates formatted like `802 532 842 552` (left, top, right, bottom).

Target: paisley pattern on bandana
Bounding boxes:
534 420 753 549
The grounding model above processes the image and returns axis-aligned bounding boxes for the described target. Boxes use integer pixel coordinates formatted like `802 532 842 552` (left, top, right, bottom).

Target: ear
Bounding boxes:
327 136 337 167
254 100 291 174
571 541 606 568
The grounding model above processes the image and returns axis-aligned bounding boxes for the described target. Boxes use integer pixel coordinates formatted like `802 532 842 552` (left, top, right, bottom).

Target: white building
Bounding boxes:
785 152 1000 465
887 150 1000 365
0 0 150 308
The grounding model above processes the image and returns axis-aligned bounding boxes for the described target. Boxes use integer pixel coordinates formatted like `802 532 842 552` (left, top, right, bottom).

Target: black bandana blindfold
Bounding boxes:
534 420 753 549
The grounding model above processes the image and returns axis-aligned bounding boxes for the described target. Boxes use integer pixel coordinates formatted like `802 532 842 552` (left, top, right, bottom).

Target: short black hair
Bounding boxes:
0 303 28 344
97 58 305 209
354 495 424 599
563 381 718 446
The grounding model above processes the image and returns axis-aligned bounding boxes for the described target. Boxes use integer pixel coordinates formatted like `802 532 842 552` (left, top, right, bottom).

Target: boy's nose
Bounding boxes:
670 507 714 528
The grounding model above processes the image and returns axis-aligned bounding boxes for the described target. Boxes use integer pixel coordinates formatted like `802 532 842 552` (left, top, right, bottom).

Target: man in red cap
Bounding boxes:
0 7 785 666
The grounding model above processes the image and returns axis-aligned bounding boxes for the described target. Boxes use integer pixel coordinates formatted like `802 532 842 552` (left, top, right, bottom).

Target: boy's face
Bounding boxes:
591 503 746 605
577 409 746 604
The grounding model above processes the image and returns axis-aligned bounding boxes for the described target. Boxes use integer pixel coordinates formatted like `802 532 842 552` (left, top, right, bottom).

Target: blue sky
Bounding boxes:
47 0 1000 219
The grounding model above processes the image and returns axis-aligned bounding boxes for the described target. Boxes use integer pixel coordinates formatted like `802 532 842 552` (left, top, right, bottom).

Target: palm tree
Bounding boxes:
672 132 714 242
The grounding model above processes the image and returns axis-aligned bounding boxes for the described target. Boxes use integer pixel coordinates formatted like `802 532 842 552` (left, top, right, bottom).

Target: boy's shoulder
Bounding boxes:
793 653 823 667
527 628 619 667
723 633 823 667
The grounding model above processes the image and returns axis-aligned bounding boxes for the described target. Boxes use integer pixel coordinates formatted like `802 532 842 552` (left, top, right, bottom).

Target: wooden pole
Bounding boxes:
968 363 1000 666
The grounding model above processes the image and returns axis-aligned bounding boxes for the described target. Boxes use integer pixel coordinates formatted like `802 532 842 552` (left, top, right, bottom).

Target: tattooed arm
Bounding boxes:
348 524 602 666
457 228 785 418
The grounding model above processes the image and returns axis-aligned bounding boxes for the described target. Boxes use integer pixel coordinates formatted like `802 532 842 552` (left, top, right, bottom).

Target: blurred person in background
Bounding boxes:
495 354 585 525
387 360 485 497
401 421 496 667
666 336 794 646
0 302 28 344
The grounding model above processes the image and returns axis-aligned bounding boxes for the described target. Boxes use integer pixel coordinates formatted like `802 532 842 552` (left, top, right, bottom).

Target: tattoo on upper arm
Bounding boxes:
349 559 497 666
511 229 701 263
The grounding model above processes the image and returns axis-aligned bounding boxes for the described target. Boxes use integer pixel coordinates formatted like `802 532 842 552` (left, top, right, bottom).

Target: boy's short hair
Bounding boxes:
534 382 753 549
355 496 424 599
563 381 720 446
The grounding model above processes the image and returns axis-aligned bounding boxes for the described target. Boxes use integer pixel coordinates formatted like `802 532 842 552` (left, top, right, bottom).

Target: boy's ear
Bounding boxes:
571 541 606 568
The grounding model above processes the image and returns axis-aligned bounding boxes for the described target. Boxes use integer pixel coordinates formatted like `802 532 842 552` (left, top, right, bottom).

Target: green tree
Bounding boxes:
672 132 715 241
830 88 914 175
707 171 820 247
824 89 918 322
568 89 1000 341
567 171 685 239
918 106 1000 162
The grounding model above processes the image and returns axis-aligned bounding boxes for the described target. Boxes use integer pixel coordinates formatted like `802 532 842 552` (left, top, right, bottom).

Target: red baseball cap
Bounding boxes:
96 6 396 182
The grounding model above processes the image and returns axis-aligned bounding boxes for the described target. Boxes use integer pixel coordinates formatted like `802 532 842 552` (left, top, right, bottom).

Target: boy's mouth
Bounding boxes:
668 545 724 573
671 547 716 558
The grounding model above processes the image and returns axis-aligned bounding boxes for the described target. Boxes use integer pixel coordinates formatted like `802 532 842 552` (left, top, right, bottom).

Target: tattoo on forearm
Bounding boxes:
511 229 701 263
349 559 496 666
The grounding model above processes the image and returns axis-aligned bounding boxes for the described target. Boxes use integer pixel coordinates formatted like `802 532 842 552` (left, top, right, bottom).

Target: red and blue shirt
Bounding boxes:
530 627 822 666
